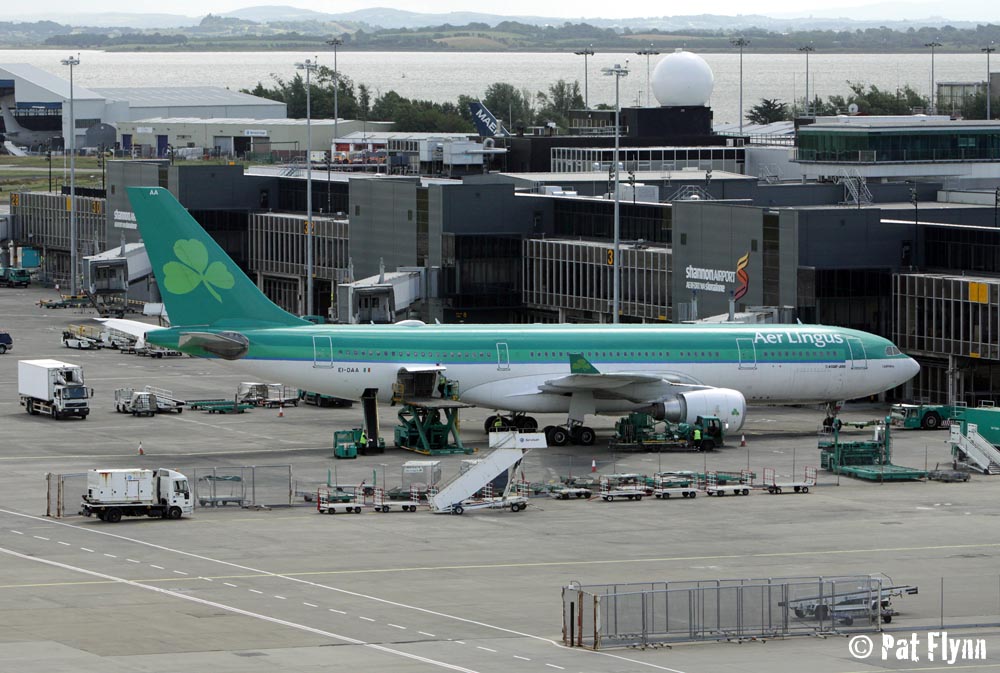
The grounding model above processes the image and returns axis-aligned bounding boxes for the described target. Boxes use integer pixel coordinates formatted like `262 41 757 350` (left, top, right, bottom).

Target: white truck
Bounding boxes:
18 359 91 420
79 468 193 522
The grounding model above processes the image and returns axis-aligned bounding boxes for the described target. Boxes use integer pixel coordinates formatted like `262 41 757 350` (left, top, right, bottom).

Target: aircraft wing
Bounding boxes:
94 318 165 340
538 353 710 399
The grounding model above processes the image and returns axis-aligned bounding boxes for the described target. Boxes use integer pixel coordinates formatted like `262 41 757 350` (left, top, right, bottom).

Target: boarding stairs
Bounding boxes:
950 424 1000 474
838 168 873 206
429 448 525 513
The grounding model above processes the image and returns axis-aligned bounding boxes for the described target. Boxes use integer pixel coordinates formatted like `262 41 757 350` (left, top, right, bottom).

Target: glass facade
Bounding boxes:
523 238 671 321
796 126 1000 163
552 199 671 244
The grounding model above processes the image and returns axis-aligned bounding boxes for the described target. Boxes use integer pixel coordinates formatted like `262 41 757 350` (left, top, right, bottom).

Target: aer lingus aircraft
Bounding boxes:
108 186 919 446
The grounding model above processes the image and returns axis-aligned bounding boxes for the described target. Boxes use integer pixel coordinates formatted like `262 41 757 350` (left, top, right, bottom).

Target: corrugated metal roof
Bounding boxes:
0 63 103 100
91 86 284 108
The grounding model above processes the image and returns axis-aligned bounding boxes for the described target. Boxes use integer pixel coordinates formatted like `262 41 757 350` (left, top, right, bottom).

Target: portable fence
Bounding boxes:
564 575 893 649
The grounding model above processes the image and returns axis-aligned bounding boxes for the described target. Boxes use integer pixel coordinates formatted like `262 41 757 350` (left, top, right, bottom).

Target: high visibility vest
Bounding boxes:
693 429 701 441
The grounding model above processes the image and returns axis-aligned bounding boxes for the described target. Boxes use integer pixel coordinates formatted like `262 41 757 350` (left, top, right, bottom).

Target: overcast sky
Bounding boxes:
8 0 995 19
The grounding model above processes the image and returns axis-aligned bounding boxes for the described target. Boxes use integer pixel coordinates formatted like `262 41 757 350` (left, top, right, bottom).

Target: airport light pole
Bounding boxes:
635 45 659 108
61 54 79 295
296 58 318 316
574 46 595 109
602 62 629 324
984 42 995 120
925 41 942 114
797 45 814 117
731 37 750 135
327 38 343 164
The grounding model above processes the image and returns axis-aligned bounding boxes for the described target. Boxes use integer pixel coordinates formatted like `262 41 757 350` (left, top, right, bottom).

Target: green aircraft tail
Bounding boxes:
127 186 308 328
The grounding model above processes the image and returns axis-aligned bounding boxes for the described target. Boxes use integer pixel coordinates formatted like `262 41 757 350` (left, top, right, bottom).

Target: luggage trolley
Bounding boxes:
763 466 817 494
704 469 753 496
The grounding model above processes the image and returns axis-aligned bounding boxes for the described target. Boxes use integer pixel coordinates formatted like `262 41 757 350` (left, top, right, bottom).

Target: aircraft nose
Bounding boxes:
904 356 920 382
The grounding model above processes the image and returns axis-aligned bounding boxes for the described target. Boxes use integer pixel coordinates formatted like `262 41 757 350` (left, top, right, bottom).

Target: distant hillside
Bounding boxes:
6 5 998 33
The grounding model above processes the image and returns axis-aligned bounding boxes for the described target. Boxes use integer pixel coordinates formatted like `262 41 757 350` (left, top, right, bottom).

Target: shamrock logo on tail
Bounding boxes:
163 239 235 302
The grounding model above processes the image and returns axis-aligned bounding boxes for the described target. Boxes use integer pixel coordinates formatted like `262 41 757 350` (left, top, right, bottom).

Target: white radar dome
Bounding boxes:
651 49 714 107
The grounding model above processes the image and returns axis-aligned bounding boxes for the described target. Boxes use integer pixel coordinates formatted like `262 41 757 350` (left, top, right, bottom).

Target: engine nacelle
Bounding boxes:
645 388 746 432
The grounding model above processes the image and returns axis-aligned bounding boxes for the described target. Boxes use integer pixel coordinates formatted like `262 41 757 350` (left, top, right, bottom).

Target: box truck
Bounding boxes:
79 468 193 522
18 359 91 420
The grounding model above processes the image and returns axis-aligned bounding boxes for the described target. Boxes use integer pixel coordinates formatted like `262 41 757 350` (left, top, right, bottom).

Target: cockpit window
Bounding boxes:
885 345 902 356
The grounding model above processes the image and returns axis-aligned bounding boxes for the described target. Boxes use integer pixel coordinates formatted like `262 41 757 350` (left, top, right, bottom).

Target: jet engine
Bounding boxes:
645 388 747 432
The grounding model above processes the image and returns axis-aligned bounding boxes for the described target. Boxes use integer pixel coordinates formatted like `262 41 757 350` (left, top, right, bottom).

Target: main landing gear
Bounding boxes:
484 414 596 446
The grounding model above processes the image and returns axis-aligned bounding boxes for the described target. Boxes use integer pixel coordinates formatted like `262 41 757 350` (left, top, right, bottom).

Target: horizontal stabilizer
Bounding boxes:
178 331 249 360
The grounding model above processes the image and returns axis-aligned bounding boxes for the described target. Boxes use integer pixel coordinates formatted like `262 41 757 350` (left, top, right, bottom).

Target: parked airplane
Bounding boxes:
107 187 920 446
468 101 509 137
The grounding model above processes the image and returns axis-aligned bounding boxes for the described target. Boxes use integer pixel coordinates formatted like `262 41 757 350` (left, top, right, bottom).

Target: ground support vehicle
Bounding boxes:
136 345 182 358
144 385 185 413
0 329 12 354
611 412 727 452
599 474 651 501
18 359 91 420
651 475 701 499
238 382 298 408
820 421 927 481
79 468 192 522
784 582 918 626
429 448 529 515
948 406 1000 474
548 486 592 500
62 330 100 349
187 398 253 414
763 466 817 494
890 403 959 430
298 389 353 407
316 487 363 514
38 295 90 310
114 387 157 417
395 398 474 455
704 470 753 496
372 487 420 512
0 266 31 287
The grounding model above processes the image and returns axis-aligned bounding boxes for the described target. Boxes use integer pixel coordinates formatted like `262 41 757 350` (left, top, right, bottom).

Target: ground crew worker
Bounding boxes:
358 429 368 452
438 373 448 398
492 416 504 432
692 426 702 451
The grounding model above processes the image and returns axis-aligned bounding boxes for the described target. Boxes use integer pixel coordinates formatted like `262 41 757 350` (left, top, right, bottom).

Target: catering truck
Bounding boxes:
79 468 193 522
18 359 91 419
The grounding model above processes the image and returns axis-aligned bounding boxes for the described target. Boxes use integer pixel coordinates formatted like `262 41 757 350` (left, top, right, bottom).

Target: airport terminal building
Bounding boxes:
7 48 1000 407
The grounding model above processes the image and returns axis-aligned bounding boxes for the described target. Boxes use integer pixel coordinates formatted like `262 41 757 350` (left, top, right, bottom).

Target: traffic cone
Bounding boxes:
137 441 144 456
278 405 284 418
591 458 597 473
740 435 747 447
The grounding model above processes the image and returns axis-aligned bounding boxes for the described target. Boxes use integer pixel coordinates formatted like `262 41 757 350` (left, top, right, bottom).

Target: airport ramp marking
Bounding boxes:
0 545 481 673
2 509 692 673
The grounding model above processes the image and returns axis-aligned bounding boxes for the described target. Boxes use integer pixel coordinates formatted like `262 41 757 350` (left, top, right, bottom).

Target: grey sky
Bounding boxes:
8 0 997 20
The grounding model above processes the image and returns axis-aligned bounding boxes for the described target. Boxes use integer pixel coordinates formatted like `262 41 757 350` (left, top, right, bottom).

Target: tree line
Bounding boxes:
746 82 998 123
243 69 585 133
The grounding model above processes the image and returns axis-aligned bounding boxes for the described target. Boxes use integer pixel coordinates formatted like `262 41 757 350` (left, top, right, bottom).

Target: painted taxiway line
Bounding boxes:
0 545 479 673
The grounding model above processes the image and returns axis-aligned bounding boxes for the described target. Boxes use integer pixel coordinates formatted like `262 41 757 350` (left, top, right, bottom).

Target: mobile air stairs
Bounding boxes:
429 447 528 515
950 423 1000 474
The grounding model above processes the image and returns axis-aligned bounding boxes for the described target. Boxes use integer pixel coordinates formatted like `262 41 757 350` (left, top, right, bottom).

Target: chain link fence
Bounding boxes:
562 574 1000 650
46 465 294 517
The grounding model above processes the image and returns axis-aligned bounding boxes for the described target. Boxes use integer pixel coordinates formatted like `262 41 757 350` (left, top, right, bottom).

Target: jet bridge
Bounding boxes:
336 265 436 324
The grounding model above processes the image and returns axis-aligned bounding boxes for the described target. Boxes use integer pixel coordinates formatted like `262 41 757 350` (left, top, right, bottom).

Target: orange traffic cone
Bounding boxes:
138 441 144 456
278 405 284 418
740 434 746 447
591 458 597 473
